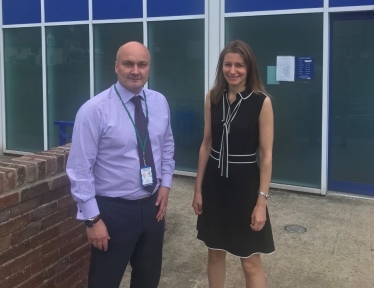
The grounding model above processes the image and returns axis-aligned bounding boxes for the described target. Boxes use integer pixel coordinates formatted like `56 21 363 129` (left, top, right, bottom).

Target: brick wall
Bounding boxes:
0 145 89 288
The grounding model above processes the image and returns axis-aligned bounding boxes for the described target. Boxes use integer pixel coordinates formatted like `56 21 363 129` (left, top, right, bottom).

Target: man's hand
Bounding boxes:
155 186 169 222
86 219 111 251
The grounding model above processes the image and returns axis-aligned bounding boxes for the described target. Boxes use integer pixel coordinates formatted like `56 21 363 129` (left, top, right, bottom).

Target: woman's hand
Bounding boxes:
250 204 267 231
192 192 203 215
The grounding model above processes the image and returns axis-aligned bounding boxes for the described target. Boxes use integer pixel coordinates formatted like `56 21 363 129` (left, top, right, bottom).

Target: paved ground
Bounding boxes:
120 176 374 288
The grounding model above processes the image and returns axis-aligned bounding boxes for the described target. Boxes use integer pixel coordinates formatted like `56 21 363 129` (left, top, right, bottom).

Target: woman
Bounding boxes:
192 40 275 288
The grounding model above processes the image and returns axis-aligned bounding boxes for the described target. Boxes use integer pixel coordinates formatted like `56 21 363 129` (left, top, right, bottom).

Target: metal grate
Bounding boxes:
284 224 307 234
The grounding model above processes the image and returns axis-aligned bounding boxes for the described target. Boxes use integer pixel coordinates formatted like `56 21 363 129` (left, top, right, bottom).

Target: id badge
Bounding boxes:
140 166 154 187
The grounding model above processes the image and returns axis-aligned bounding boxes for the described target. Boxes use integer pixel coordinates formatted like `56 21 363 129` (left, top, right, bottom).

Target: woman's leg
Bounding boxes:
240 254 266 288
208 249 227 288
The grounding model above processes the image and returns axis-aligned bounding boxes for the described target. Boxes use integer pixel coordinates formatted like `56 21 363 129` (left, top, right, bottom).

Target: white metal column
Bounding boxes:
207 0 222 90
0 0 4 156
321 0 330 196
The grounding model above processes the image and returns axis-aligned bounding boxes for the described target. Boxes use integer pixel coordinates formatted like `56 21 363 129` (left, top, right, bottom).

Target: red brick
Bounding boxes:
44 256 69 279
0 167 16 192
67 270 82 288
11 221 42 245
55 280 69 288
20 182 49 202
0 235 11 253
81 253 90 268
41 186 70 205
0 214 30 238
0 163 26 187
4 266 31 288
0 261 12 280
9 196 41 218
30 225 60 248
42 233 69 255
30 250 60 274
8 160 38 184
42 208 69 229
0 172 4 194
10 246 43 273
48 175 70 191
68 204 78 217
0 191 20 209
16 271 47 288
33 155 57 177
68 224 86 241
30 202 58 221
60 235 84 256
69 244 90 264
57 261 80 284
57 195 75 210
11 158 45 180
58 217 80 234
0 208 10 223
41 151 65 173
0 240 30 266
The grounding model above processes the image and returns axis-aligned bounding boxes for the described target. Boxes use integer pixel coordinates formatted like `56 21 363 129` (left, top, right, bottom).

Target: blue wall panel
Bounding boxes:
93 0 142 20
3 0 41 25
147 0 204 17
226 0 323 13
45 0 88 22
330 0 374 6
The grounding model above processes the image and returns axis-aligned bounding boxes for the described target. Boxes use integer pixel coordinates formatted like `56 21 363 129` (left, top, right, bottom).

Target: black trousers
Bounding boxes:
88 192 165 288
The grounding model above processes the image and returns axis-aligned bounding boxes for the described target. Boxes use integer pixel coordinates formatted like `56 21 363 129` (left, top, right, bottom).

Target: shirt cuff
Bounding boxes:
161 173 173 189
76 197 100 220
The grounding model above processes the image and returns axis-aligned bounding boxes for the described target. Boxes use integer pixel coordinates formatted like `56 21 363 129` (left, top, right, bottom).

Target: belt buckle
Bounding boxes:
137 194 151 204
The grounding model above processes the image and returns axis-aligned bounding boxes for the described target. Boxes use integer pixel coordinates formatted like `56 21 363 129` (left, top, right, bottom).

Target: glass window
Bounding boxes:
92 0 142 20
225 0 323 13
330 0 374 7
226 14 323 188
4 28 43 152
44 0 88 22
147 0 204 17
46 25 90 148
2 0 41 25
148 20 205 172
93 23 143 94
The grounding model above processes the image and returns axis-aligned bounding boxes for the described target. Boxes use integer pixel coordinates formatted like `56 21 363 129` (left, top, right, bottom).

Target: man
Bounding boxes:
66 41 175 288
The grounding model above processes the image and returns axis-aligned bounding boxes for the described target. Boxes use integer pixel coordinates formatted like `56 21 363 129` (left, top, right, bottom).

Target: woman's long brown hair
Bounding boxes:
210 40 269 104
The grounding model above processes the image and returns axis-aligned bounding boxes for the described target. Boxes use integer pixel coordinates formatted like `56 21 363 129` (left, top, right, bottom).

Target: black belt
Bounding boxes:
96 192 156 205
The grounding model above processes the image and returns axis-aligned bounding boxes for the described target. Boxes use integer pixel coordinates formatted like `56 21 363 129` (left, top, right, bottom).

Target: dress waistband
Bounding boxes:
210 148 257 164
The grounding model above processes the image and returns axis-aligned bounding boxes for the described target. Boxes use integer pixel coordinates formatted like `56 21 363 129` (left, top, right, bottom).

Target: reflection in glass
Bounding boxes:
330 17 374 186
148 20 205 172
226 14 323 188
4 28 43 152
93 23 143 94
46 25 90 148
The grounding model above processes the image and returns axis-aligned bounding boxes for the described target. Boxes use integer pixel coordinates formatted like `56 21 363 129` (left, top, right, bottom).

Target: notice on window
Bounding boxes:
276 56 295 82
295 57 314 80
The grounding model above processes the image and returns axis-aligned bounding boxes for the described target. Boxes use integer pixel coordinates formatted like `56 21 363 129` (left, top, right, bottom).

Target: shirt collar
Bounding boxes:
115 81 145 103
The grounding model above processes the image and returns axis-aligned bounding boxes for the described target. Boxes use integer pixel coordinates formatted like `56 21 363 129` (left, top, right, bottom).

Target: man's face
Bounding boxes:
115 43 150 94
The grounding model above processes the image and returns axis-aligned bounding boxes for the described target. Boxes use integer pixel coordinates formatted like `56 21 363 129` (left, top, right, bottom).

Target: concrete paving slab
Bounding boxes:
120 176 374 288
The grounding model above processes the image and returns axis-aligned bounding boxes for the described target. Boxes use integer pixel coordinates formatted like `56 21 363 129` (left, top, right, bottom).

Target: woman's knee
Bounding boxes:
241 254 263 276
208 249 226 264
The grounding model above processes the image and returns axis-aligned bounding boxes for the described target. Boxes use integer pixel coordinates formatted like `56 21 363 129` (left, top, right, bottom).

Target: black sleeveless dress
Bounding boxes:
197 88 275 257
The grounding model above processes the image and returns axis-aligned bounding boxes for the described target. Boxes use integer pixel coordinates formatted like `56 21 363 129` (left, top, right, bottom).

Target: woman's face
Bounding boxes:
222 52 247 89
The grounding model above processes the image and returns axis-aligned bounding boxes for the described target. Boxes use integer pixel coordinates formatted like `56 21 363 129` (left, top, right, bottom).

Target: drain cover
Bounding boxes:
284 225 307 233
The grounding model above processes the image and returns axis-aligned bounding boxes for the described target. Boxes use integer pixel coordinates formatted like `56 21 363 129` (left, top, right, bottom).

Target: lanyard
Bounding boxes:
114 84 149 165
